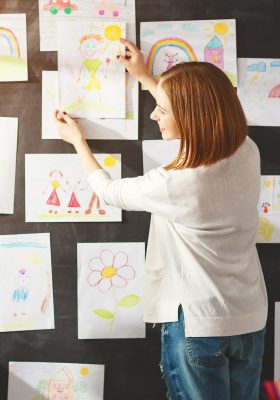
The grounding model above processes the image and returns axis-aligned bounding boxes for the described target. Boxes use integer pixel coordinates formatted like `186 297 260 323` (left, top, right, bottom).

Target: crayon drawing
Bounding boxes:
58 20 126 118
8 362 104 400
257 176 280 243
25 154 121 222
93 0 125 18
39 0 135 51
140 19 237 86
0 14 28 81
78 242 145 339
43 0 79 15
42 70 138 139
0 117 18 214
238 58 280 126
0 233 54 332
42 71 59 139
142 139 180 173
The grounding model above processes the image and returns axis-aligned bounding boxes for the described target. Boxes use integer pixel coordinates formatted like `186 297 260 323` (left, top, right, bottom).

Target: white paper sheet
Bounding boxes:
42 71 59 139
8 361 104 400
0 117 18 214
58 19 126 118
78 242 145 339
42 69 138 139
142 139 180 173
39 0 135 51
0 233 54 332
25 154 121 222
0 14 28 81
257 176 280 243
140 19 237 86
275 302 280 379
238 58 280 126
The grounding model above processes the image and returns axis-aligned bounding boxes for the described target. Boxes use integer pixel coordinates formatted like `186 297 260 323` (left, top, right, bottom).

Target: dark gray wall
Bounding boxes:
0 0 279 399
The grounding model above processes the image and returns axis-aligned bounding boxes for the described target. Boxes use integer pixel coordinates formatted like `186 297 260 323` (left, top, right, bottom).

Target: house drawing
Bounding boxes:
204 35 224 69
48 367 74 400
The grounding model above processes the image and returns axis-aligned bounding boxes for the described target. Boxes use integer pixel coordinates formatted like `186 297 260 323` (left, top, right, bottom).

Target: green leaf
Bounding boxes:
93 309 114 319
118 294 140 308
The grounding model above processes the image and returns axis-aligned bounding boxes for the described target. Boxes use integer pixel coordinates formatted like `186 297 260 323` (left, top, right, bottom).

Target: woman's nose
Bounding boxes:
150 109 159 121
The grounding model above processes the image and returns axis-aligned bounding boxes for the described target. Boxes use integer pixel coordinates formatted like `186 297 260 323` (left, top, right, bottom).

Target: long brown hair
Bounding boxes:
160 62 248 169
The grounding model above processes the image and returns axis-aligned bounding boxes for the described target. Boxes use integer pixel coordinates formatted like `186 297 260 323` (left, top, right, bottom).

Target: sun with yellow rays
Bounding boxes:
203 21 235 45
88 23 124 59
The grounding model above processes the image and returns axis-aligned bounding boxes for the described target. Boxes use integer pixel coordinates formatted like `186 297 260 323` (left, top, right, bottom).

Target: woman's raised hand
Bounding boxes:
118 38 149 83
118 38 158 98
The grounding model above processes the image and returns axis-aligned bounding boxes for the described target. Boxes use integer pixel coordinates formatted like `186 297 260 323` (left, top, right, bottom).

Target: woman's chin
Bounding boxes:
161 131 169 140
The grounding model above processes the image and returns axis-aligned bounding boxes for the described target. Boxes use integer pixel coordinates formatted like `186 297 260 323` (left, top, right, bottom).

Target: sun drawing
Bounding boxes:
203 21 234 45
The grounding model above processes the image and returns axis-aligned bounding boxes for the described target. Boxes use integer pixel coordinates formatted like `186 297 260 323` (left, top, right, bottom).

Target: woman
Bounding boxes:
55 38 267 400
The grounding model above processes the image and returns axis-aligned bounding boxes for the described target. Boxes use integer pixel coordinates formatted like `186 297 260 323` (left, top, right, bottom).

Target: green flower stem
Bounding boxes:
109 287 119 332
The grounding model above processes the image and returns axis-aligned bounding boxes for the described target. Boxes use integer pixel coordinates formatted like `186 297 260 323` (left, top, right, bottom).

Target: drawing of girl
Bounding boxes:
77 34 107 102
43 169 65 214
12 268 30 317
65 180 84 213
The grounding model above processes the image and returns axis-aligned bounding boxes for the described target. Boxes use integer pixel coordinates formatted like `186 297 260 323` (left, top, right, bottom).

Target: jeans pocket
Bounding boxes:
252 328 266 364
185 336 228 367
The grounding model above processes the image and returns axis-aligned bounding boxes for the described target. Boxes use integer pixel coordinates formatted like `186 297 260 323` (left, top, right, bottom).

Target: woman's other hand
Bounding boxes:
54 110 85 146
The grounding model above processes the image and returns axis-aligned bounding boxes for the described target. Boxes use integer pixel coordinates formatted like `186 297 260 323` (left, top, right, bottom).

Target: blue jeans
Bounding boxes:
160 307 265 400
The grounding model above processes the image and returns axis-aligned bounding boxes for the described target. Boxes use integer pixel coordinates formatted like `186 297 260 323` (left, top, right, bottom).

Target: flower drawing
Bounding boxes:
87 249 135 292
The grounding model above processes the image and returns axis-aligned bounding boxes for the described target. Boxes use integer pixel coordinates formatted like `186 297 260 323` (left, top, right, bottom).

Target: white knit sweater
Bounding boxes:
88 137 267 336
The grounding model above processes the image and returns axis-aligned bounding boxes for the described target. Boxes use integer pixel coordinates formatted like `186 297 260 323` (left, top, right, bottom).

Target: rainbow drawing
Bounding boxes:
0 27 20 57
146 37 197 75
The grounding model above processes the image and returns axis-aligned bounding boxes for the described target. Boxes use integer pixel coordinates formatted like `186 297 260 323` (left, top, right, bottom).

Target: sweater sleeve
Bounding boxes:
87 167 173 216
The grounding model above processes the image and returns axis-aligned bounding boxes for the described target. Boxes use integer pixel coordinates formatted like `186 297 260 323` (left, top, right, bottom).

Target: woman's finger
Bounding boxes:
119 37 139 53
62 112 75 125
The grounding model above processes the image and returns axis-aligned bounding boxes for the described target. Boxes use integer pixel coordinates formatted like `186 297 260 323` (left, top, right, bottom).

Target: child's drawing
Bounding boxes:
25 154 121 222
0 233 54 332
42 70 138 140
39 0 135 51
43 0 78 15
0 14 28 81
238 58 280 126
257 176 280 243
12 268 30 317
58 20 126 118
78 243 145 339
0 117 18 214
140 19 237 86
77 32 107 104
8 362 104 400
43 169 65 214
42 71 60 139
93 0 124 18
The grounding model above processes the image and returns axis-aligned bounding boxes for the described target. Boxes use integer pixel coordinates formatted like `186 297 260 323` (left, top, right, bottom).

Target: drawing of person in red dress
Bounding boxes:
43 169 65 214
66 180 83 213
